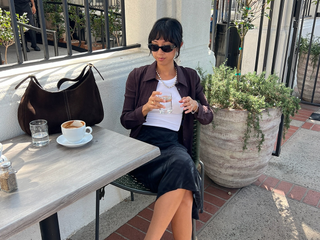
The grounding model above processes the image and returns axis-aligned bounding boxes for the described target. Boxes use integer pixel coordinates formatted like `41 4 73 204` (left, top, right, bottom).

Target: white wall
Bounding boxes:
0 0 214 239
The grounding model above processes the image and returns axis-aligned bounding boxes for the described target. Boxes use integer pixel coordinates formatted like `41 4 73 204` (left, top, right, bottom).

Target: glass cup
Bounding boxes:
29 119 49 147
158 93 172 114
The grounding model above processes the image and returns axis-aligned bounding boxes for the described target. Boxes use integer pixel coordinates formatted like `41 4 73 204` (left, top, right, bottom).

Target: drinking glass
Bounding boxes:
158 93 172 114
29 119 49 147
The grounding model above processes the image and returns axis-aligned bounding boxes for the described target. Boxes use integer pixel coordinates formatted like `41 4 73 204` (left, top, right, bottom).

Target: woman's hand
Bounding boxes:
142 91 165 116
179 96 198 114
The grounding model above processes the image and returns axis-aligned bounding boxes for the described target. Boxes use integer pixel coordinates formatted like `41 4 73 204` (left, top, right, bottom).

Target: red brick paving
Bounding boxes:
252 174 268 186
303 190 320 207
302 122 314 129
260 176 280 191
311 124 320 131
274 181 293 196
137 208 153 221
203 192 227 207
275 104 320 148
105 233 127 240
115 224 145 240
253 177 320 208
105 103 320 240
288 185 307 201
205 185 233 200
202 201 219 215
127 216 149 233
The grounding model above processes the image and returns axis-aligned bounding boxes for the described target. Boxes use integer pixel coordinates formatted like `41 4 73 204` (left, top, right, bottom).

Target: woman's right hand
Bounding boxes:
142 91 164 116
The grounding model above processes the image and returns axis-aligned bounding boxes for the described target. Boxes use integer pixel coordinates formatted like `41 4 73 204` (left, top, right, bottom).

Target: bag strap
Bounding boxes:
57 63 104 90
15 75 42 90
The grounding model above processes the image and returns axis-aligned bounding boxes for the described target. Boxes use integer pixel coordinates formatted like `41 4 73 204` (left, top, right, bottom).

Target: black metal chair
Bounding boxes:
95 120 204 240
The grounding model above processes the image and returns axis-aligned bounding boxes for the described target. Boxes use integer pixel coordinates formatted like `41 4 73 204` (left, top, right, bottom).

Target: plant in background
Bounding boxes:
90 6 122 47
69 5 85 41
197 64 301 151
0 8 28 64
299 34 320 70
108 5 122 46
90 10 105 46
296 33 320 103
233 0 273 79
43 0 65 40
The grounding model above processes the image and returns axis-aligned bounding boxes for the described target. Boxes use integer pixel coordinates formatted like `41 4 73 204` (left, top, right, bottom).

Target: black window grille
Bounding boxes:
1 0 140 69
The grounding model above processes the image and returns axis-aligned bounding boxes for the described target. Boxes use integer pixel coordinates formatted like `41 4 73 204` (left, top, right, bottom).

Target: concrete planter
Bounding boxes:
200 108 282 188
297 53 320 103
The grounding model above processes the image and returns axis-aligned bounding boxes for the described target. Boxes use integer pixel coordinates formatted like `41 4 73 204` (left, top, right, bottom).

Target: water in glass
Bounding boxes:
32 132 49 147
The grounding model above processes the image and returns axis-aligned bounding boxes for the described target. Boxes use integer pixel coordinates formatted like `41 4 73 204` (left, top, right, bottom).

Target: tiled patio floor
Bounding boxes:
105 103 320 240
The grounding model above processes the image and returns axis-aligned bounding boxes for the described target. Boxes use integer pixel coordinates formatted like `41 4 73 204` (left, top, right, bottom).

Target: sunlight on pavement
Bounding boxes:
302 222 320 239
272 192 299 240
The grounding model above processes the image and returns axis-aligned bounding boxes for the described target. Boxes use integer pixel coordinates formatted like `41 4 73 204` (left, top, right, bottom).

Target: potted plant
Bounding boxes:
88 6 122 50
108 5 122 47
0 8 28 64
68 5 86 45
43 0 65 41
89 11 105 49
296 34 320 103
197 0 301 188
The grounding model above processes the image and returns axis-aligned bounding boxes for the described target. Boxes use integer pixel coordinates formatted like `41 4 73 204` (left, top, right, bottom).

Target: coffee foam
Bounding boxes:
62 120 84 129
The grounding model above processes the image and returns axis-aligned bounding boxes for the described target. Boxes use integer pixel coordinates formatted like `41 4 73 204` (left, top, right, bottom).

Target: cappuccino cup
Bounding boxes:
61 120 92 143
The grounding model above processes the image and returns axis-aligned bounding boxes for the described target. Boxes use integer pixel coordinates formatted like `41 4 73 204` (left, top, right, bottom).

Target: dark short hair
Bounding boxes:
148 17 183 58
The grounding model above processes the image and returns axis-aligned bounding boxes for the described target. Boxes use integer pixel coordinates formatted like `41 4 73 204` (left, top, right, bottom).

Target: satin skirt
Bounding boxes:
131 125 201 219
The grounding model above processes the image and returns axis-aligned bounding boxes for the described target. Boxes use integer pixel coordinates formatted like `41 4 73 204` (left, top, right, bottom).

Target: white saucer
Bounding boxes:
56 134 93 148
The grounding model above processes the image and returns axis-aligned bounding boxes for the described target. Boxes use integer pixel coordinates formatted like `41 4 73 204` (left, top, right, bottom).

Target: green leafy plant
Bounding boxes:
90 11 105 46
0 8 28 64
197 0 301 151
43 0 65 40
69 5 85 41
197 64 301 151
233 0 273 79
299 34 320 69
108 6 122 46
90 6 122 47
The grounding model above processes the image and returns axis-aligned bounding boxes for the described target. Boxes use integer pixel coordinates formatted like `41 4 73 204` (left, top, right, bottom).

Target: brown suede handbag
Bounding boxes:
15 63 104 135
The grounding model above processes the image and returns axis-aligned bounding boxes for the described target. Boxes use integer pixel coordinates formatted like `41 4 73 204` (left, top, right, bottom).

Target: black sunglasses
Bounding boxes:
148 44 176 53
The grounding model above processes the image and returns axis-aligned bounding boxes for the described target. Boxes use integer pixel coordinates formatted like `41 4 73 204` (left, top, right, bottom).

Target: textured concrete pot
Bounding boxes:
200 108 282 188
297 53 320 103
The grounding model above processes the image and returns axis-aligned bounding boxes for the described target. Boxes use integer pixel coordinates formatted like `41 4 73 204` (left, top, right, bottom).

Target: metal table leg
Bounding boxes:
39 213 61 240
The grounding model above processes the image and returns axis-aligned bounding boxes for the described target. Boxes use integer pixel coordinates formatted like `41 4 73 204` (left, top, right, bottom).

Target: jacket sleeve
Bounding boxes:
120 69 146 130
190 69 213 125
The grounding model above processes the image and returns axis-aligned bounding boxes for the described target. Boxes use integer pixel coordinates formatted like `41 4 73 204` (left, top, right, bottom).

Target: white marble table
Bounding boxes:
0 126 160 240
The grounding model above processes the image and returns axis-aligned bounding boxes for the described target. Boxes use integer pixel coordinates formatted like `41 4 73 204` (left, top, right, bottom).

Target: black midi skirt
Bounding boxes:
130 125 201 219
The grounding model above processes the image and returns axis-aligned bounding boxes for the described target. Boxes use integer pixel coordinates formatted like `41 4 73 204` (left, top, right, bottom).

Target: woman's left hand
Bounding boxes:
179 96 198 114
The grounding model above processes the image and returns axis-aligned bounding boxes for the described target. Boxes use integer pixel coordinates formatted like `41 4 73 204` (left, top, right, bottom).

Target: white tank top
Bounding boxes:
143 77 183 131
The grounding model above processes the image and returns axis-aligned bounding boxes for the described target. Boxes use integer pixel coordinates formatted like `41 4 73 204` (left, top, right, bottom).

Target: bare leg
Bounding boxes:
171 190 193 240
144 189 188 240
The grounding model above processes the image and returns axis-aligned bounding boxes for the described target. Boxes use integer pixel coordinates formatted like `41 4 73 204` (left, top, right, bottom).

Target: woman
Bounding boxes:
120 17 213 240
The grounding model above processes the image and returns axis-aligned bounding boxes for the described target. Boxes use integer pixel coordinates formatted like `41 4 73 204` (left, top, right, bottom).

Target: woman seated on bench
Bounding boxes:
120 17 213 240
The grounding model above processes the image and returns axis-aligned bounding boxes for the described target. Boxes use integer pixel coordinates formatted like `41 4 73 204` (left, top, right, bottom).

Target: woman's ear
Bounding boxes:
180 42 184 48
